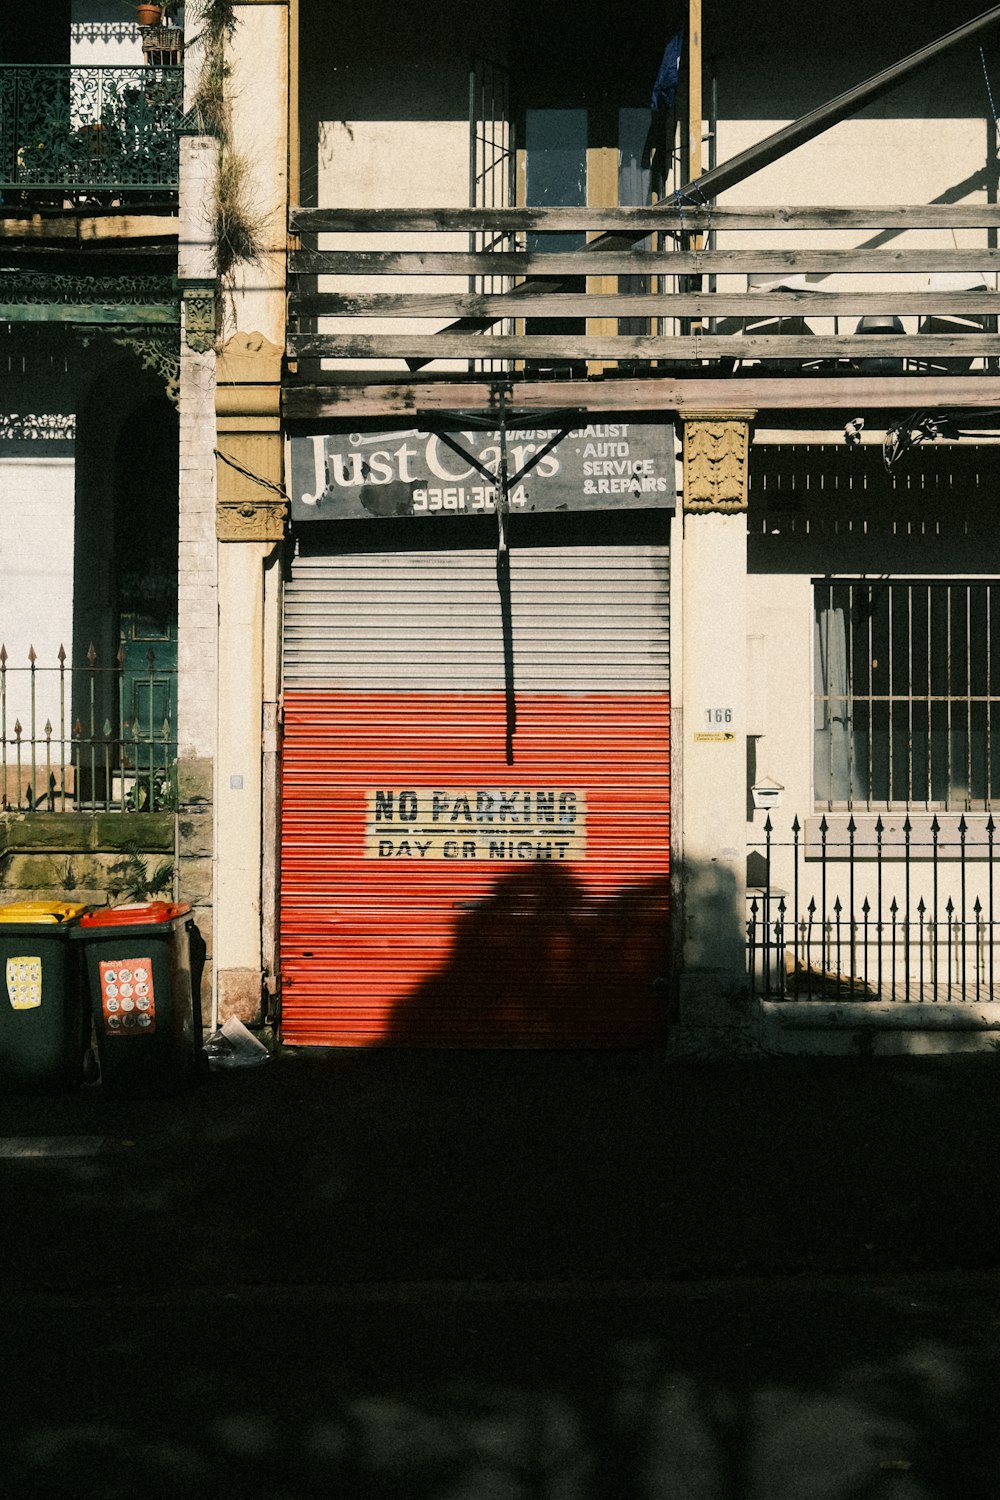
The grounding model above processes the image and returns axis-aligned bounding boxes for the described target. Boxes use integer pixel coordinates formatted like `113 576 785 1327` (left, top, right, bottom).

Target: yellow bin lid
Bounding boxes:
0 901 89 925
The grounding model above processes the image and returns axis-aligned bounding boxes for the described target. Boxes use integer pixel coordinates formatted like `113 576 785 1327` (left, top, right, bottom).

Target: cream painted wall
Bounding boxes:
71 0 146 65
224 2 289 346
0 458 75 732
300 2 504 375
214 539 272 996
680 511 749 998
313 119 472 375
682 17 995 325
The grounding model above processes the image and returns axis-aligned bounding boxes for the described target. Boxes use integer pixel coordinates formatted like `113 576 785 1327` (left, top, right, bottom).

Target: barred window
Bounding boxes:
814 580 1000 810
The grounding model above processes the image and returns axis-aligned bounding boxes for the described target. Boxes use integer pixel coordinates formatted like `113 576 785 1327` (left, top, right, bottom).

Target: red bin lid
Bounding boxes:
80 901 191 928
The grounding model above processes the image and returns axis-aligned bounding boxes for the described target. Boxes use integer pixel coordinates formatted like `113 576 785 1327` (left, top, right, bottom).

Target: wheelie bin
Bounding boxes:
73 902 202 1093
0 901 90 1091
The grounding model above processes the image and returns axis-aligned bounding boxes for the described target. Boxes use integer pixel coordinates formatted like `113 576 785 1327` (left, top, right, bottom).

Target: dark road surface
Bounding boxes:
2 1049 1000 1497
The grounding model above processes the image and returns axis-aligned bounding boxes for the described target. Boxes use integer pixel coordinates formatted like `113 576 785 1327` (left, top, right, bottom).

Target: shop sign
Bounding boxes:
365 787 587 861
288 424 675 520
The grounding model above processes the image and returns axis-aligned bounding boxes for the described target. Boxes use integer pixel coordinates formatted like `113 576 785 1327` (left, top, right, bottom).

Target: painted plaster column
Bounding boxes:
678 411 755 1029
214 333 288 1023
208 0 292 1024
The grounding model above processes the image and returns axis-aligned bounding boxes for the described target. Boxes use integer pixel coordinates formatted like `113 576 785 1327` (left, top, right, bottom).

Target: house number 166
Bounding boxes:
705 708 733 725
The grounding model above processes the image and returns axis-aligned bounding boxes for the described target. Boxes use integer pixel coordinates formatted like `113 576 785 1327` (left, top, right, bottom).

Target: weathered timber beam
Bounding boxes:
291 248 1000 278
0 212 179 243
290 291 1000 319
291 204 1000 232
289 332 1000 361
281 375 1000 421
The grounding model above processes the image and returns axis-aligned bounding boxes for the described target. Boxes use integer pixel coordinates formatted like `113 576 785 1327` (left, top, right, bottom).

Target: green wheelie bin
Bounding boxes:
0 901 90 1091
73 902 202 1094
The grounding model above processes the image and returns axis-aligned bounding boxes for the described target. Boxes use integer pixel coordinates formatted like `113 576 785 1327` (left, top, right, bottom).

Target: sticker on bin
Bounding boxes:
100 960 155 1034
6 956 42 1010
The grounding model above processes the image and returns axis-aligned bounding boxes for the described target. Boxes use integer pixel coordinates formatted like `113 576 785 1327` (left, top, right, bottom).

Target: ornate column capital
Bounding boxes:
216 496 288 542
681 410 756 512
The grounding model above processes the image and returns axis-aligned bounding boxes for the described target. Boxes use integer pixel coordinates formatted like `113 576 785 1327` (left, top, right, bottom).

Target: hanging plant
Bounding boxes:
189 0 266 277
214 145 267 278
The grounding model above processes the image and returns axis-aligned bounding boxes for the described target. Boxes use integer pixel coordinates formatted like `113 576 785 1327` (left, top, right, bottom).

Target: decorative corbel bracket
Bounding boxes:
182 283 219 353
681 410 757 512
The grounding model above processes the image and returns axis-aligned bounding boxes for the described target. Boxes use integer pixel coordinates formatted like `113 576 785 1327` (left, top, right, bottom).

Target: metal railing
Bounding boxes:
0 644 177 814
0 64 183 194
814 579 1000 811
748 814 1000 1004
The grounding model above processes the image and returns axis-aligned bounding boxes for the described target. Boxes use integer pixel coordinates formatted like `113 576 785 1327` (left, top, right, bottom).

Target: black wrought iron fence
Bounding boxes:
0 644 177 814
747 814 1000 1003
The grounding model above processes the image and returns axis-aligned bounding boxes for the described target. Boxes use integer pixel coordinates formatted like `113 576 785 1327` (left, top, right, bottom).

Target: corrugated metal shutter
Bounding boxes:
280 538 671 1046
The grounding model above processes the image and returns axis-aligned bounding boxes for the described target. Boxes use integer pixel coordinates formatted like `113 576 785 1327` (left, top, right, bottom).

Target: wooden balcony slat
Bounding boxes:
291 204 1000 233
290 248 1000 277
289 332 1000 361
290 290 1000 320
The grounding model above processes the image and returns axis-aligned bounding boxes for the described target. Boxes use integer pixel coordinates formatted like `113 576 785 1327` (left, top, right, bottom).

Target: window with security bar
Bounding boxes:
814 580 1000 810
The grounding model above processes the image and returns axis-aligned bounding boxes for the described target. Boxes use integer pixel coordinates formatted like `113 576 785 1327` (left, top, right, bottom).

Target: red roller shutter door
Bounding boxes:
280 538 670 1046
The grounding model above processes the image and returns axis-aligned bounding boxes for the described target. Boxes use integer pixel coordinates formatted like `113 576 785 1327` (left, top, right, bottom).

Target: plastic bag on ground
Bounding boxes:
203 1016 271 1069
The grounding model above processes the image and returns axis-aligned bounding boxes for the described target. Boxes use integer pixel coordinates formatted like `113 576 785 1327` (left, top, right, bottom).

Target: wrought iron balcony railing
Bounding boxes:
0 64 183 196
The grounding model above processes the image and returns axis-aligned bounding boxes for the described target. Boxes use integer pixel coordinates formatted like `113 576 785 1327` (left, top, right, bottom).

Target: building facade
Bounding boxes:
7 0 1000 1053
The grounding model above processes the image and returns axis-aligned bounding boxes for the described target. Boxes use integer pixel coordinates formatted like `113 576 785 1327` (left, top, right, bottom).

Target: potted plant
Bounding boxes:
135 2 180 27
